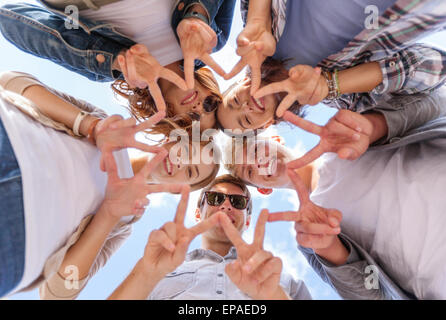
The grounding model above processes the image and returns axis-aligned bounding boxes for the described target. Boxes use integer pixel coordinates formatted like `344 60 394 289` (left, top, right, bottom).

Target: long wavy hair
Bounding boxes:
111 67 222 133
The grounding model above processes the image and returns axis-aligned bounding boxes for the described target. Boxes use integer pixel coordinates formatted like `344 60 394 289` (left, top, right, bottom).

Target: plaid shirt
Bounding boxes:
241 0 446 113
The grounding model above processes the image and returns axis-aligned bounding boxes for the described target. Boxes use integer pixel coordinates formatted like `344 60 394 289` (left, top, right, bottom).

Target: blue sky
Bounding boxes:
2 0 446 300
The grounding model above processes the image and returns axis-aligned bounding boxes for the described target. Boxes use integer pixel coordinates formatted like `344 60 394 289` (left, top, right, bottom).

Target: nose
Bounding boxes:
191 101 203 112
218 197 233 212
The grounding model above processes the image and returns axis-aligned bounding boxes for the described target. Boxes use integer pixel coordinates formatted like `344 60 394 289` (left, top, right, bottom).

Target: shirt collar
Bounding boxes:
186 247 238 262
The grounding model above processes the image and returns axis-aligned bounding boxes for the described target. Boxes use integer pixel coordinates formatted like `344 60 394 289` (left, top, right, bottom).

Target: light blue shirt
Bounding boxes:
273 0 396 68
148 247 312 300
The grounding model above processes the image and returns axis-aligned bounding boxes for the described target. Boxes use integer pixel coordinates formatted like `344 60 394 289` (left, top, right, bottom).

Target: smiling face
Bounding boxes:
159 78 220 131
231 140 292 189
217 78 278 131
199 182 249 242
149 140 217 186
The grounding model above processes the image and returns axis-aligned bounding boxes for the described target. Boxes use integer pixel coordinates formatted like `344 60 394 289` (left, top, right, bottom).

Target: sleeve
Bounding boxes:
39 223 133 300
367 86 446 145
287 278 312 300
0 3 134 82
0 71 108 136
297 234 414 300
373 44 446 95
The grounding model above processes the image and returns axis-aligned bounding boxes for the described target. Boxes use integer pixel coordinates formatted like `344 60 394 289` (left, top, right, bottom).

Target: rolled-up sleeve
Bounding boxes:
298 234 412 300
373 44 446 95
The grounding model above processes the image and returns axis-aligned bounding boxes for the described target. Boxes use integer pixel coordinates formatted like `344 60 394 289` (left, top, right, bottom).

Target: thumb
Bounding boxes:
237 35 250 47
328 216 340 228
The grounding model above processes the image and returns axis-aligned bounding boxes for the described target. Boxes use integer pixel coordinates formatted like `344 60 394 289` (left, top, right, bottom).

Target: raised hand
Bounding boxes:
220 209 286 300
117 44 188 112
254 65 326 117
141 187 223 278
224 21 276 95
101 148 168 219
268 170 342 250
285 109 374 170
177 18 226 89
95 111 166 171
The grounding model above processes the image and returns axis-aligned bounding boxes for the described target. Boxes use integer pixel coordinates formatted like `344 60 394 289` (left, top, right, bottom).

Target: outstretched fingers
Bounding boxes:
253 209 269 247
173 185 191 226
201 54 226 78
287 169 311 205
160 68 188 91
137 150 168 180
283 111 323 136
267 211 299 222
295 221 341 235
286 144 324 170
147 81 167 113
224 58 248 80
219 213 246 250
134 111 166 132
188 212 221 238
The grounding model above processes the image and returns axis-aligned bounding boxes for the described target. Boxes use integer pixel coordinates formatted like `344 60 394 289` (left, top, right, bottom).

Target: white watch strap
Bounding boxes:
73 111 88 136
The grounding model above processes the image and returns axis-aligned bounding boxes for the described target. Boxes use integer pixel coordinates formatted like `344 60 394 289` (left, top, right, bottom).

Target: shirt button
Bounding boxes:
96 54 105 64
178 2 184 10
390 14 399 21
218 273 223 277
216 290 223 294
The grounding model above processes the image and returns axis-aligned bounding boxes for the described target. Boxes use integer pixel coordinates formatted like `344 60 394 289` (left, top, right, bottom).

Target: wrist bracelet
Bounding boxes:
87 118 101 145
322 71 340 101
73 111 88 137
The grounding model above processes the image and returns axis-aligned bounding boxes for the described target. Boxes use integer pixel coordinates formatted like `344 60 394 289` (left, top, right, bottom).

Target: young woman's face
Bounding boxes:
150 141 216 185
160 78 219 131
217 78 277 131
233 141 290 188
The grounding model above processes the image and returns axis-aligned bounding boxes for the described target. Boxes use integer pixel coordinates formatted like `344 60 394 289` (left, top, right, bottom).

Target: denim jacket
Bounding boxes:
0 0 236 82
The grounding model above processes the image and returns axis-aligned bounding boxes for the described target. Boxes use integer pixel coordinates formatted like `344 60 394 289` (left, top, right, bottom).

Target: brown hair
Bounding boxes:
196 174 253 215
111 67 222 133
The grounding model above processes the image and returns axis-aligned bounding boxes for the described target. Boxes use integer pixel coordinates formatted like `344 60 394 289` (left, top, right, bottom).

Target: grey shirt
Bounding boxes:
148 247 312 300
300 92 446 300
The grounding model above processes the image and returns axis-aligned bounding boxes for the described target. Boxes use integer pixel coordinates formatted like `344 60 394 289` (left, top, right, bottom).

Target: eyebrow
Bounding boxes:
193 165 199 180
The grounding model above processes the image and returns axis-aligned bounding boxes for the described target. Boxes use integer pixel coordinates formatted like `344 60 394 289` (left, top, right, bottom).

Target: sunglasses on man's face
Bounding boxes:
204 191 249 210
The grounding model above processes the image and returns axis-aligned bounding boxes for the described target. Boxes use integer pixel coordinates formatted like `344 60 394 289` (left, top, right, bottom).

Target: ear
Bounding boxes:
195 208 201 222
262 119 275 129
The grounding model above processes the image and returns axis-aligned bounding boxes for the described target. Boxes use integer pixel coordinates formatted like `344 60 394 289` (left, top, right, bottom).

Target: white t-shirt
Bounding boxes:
81 0 183 66
0 90 133 293
310 140 446 299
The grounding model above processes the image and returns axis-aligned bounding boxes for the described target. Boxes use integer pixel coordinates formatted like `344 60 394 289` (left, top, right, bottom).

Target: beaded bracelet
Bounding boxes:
322 71 341 101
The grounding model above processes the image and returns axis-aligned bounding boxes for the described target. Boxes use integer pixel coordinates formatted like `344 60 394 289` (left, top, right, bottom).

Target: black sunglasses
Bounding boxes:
204 191 249 210
203 95 221 113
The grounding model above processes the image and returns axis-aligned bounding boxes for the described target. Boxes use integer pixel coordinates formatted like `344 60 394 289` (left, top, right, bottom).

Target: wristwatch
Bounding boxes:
182 11 210 25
